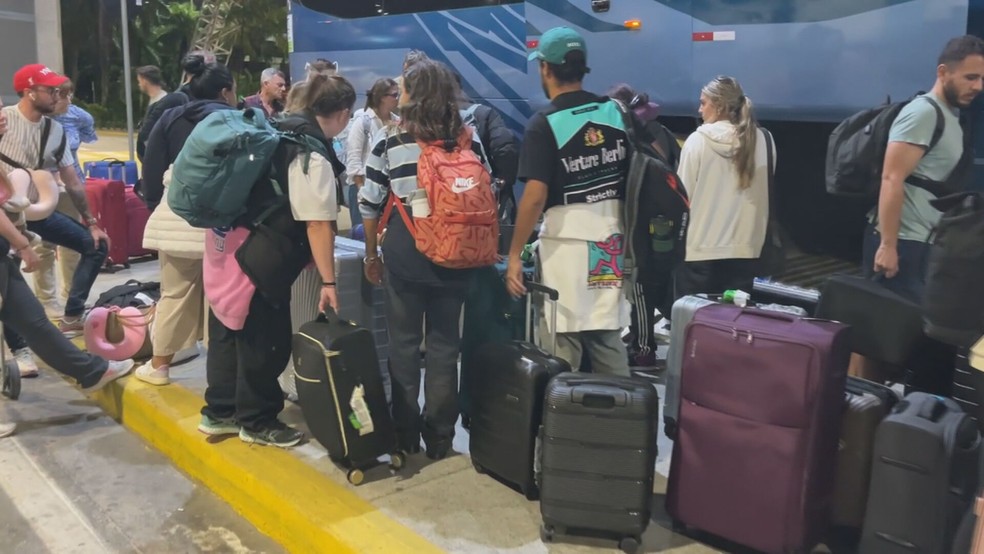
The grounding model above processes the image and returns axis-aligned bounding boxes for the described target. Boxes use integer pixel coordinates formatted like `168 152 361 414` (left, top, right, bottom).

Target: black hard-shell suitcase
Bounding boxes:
538 373 659 554
861 392 980 553
831 377 899 529
291 309 405 485
468 282 570 500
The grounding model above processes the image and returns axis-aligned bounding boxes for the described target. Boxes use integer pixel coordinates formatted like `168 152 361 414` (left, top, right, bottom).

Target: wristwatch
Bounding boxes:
363 256 379 264
84 216 99 228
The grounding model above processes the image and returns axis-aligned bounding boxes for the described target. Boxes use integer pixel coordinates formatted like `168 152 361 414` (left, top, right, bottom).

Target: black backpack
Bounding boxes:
615 102 690 312
95 279 161 308
922 192 984 347
826 94 945 198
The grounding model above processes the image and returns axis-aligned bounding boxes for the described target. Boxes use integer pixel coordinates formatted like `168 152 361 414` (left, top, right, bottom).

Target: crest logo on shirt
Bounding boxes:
584 127 605 147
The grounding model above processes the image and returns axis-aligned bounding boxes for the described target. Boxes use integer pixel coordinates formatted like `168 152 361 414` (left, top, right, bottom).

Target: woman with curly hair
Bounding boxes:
358 59 491 460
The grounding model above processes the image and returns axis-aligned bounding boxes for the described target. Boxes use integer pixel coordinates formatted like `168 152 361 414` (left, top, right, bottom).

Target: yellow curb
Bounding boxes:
92 377 444 554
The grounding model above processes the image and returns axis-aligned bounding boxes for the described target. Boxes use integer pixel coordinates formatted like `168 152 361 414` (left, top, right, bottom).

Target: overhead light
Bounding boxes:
624 19 642 30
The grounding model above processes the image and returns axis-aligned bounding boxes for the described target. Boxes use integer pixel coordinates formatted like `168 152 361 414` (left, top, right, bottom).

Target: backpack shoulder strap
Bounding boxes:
54 130 67 167
38 117 52 169
0 152 26 171
922 96 946 152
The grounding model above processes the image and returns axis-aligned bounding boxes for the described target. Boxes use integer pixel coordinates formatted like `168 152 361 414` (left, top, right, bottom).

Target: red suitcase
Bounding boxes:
85 178 128 266
666 305 850 554
124 186 152 259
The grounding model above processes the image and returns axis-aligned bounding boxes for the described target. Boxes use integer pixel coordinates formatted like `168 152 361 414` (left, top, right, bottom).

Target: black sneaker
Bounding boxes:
239 421 303 448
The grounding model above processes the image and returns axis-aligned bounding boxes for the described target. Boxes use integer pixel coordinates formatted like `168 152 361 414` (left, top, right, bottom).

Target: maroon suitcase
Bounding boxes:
666 304 850 554
84 178 129 266
124 186 152 259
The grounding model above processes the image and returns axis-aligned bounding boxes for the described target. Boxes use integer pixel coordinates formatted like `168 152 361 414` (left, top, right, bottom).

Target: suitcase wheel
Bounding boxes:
2 359 20 400
619 536 641 554
346 468 365 486
388 451 407 473
472 461 487 475
539 524 555 544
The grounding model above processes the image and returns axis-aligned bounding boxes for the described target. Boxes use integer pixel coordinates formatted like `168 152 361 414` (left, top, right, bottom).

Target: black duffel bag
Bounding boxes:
923 192 984 348
816 274 925 366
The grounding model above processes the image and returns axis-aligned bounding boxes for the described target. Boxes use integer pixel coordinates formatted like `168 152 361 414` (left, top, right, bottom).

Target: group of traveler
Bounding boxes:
1 26 977 468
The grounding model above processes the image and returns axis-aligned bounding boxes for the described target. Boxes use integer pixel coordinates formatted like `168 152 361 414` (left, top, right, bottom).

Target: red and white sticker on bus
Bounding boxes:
693 31 736 42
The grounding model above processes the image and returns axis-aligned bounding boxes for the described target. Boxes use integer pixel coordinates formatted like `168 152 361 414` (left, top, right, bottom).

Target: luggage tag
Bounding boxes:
348 385 375 436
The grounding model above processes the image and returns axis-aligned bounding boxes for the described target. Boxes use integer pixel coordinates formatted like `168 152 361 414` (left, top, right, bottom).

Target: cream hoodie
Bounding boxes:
678 120 773 262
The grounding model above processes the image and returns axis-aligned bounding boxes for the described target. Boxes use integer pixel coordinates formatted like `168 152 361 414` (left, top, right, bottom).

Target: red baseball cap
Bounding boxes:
13 64 68 93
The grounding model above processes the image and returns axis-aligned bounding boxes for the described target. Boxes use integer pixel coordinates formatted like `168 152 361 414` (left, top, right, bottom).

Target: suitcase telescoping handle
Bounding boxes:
523 280 560 355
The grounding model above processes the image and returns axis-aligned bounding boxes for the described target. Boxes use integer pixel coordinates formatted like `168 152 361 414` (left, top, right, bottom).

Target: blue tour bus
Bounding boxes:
288 0 984 260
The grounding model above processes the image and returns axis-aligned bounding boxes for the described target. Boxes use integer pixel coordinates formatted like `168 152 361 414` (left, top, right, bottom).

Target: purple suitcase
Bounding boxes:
666 304 850 554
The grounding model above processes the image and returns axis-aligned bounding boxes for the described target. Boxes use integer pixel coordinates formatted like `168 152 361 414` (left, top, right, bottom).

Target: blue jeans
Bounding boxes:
347 184 363 228
27 211 108 317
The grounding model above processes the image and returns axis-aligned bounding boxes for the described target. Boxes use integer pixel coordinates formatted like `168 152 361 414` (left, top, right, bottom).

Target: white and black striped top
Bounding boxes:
358 126 490 221
0 106 73 175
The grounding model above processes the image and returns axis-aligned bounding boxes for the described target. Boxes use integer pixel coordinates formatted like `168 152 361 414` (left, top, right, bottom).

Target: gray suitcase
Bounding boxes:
538 373 659 553
861 393 980 554
663 294 715 440
280 238 390 402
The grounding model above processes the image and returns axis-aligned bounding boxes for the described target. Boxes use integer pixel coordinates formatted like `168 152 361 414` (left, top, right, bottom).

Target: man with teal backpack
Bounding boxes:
169 107 329 229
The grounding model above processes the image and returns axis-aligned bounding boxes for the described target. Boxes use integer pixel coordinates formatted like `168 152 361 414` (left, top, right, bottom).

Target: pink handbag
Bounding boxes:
84 306 153 361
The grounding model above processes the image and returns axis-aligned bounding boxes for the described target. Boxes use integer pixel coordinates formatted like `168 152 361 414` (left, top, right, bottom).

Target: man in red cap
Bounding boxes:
0 64 111 375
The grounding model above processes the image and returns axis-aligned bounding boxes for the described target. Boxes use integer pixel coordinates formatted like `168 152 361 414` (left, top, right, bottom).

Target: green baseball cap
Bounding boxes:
528 26 587 64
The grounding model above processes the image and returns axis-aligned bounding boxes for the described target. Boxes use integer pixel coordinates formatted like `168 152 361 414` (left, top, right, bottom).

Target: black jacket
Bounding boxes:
137 83 193 161
141 99 234 210
465 103 518 188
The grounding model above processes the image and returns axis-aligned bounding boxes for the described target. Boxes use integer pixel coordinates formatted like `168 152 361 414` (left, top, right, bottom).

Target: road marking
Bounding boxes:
0 438 110 553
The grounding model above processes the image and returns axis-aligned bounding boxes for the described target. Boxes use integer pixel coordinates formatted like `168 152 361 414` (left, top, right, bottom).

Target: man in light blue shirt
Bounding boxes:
861 35 984 394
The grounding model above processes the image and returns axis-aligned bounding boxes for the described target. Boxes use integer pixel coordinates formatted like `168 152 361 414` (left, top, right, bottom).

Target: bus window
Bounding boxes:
294 0 522 19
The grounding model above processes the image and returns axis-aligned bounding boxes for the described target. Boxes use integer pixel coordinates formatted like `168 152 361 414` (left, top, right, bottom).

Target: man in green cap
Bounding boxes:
505 26 634 375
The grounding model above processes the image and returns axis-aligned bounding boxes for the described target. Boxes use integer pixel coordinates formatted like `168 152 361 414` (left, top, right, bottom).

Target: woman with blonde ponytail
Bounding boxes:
675 75 775 299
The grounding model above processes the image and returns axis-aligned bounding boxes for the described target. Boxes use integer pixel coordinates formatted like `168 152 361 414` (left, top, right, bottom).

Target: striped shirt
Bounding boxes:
358 126 490 220
0 106 73 175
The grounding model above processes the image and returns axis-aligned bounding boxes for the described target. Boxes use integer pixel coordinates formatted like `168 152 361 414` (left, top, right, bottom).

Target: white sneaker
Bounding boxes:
82 359 135 393
13 348 39 378
0 422 14 438
133 360 170 386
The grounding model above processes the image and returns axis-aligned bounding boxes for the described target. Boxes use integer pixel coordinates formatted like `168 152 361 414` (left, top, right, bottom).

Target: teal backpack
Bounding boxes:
169 108 329 228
